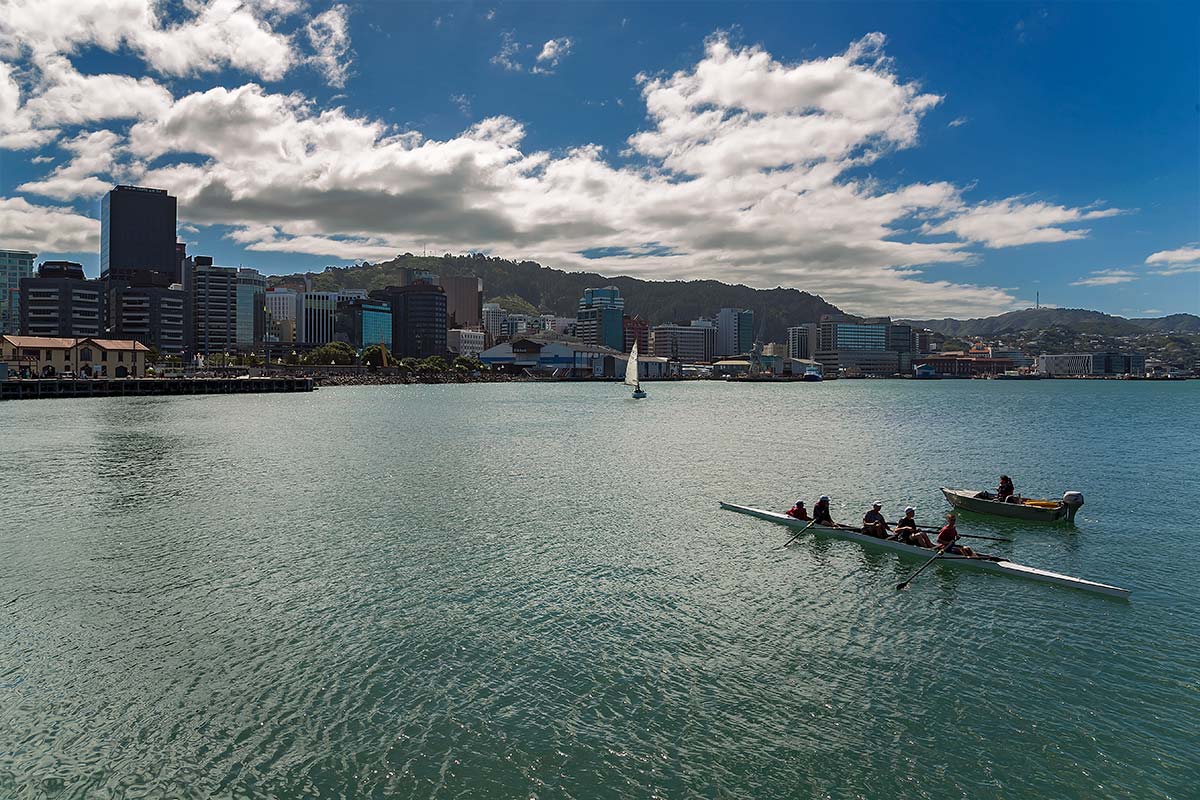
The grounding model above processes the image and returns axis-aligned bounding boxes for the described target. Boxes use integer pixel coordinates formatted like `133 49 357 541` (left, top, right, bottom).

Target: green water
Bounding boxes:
1 381 1197 799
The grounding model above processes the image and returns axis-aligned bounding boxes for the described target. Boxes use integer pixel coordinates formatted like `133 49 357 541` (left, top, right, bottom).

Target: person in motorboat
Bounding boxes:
997 475 1016 503
785 500 810 521
862 502 889 538
812 496 834 526
936 513 977 558
890 506 934 548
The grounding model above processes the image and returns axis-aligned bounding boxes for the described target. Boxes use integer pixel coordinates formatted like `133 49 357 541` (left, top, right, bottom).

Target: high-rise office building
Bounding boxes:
576 286 625 350
482 302 508 341
189 257 238 354
101 186 178 282
235 269 267 349
99 185 187 352
264 287 297 343
1 249 36 334
815 316 912 376
787 324 819 360
373 284 447 358
649 323 716 363
440 276 483 329
107 282 187 353
716 308 754 357
19 261 104 338
334 298 392 350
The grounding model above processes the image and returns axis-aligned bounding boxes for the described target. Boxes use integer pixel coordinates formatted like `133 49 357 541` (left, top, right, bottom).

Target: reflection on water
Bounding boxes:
0 381 1197 799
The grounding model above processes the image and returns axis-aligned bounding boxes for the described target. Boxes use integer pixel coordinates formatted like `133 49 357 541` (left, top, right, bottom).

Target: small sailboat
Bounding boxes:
625 341 647 399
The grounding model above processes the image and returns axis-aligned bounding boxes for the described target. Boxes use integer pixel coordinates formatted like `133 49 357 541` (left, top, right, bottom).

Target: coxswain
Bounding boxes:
812 495 834 526
862 502 889 538
786 500 810 520
936 513 976 558
891 506 934 548
997 475 1015 502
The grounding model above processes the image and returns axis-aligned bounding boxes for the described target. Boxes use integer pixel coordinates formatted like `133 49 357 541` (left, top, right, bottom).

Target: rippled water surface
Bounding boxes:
2 380 1198 799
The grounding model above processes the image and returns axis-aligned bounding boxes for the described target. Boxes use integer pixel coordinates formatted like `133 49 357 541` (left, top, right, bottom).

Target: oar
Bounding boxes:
913 526 1010 542
781 520 816 548
896 546 948 590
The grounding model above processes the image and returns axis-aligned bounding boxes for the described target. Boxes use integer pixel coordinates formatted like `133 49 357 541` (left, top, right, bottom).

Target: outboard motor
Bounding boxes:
1062 491 1084 523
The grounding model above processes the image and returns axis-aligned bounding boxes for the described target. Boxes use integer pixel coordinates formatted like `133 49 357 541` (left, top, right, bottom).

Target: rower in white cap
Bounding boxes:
862 502 889 538
890 505 933 547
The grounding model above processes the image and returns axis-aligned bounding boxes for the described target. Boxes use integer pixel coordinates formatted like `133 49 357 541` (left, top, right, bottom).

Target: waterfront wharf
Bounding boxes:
1 376 315 401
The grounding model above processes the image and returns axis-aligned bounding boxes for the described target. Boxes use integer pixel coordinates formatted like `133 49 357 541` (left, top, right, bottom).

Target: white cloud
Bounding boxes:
490 30 523 71
0 0 299 81
1144 245 1200 276
23 55 174 126
924 198 1122 248
629 32 942 178
0 196 99 252
306 4 353 87
1070 268 1137 287
1145 246 1200 266
532 37 573 73
4 31 1124 317
948 116 968 127
18 129 122 199
450 93 471 115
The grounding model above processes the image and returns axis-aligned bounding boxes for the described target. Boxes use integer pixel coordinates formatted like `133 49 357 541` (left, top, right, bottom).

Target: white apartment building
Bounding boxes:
448 328 486 358
482 302 507 340
296 290 367 345
787 324 818 360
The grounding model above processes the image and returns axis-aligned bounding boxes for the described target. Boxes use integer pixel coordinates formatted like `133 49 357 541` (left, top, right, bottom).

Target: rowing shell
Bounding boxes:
719 502 1130 599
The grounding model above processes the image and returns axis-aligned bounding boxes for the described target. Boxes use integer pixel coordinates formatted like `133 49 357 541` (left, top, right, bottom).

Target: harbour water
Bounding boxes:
1 380 1197 798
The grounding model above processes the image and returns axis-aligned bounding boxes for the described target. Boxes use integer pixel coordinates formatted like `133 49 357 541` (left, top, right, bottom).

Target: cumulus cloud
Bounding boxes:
0 0 358 149
0 0 299 81
948 116 968 127
1070 268 1137 287
924 198 1122 248
532 37 573 73
2 30 1125 316
18 129 123 199
0 196 99 252
306 4 353 87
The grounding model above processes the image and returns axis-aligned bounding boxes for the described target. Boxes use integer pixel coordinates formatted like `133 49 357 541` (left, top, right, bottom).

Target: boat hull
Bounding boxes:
719 502 1129 598
941 488 1076 522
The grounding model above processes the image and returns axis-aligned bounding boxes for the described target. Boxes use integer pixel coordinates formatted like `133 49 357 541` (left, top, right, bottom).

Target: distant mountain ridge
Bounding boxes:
903 308 1200 337
274 253 848 342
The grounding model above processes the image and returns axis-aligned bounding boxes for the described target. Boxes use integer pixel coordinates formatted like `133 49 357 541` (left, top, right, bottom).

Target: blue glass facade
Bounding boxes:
832 323 887 350
362 303 392 349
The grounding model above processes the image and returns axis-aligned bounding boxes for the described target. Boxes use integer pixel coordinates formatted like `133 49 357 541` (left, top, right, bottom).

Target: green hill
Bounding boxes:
273 253 847 341
1130 314 1200 333
903 308 1151 337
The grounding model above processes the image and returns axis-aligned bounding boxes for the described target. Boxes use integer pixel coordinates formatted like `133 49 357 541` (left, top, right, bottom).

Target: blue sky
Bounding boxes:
1 0 1196 317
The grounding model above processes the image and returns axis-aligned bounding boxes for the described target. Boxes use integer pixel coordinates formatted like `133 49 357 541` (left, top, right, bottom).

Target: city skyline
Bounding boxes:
1 2 1196 319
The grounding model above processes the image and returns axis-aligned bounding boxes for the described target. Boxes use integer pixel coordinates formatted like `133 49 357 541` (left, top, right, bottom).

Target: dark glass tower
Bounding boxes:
372 284 447 358
101 186 178 282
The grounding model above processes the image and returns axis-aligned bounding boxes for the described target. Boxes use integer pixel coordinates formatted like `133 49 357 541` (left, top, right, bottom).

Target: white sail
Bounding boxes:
624 341 640 387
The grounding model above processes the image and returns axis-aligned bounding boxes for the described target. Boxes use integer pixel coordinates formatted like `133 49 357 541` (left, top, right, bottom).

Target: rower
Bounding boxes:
812 495 834 526
862 502 889 538
937 513 976 558
997 475 1015 503
785 500 810 520
891 506 934 547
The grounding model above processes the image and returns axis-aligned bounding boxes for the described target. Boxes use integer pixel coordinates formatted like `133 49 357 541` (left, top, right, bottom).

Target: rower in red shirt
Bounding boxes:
937 513 976 558
786 500 810 520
